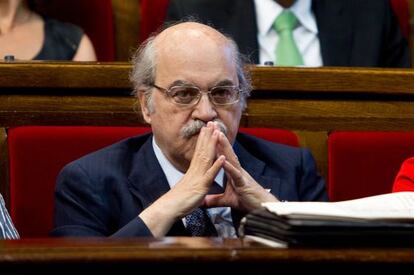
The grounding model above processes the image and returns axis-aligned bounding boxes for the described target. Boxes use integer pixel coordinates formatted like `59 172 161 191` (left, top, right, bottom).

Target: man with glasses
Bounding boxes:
52 22 327 238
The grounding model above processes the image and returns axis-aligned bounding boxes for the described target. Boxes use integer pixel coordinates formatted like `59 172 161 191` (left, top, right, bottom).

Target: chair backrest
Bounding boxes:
139 0 170 42
328 131 414 202
34 0 115 61
7 126 298 238
8 126 151 238
390 0 410 39
239 127 299 147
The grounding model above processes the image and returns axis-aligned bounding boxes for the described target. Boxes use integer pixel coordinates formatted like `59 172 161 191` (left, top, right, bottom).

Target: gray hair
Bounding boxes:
130 36 158 112
129 27 252 112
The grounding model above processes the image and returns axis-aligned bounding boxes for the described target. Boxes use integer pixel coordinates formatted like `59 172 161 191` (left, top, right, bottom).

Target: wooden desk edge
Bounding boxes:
0 237 413 264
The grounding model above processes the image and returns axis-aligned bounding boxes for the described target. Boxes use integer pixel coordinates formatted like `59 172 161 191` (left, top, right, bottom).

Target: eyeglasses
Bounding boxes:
151 84 242 107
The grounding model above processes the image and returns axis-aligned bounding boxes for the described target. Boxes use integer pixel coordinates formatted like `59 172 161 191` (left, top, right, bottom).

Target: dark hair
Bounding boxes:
27 0 52 15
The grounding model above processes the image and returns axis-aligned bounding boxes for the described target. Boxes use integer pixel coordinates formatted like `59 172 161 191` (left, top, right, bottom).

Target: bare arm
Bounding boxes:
73 34 97 61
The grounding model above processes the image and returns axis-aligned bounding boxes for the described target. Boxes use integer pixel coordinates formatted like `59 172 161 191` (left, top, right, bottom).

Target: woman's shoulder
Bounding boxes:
34 17 84 60
44 17 84 44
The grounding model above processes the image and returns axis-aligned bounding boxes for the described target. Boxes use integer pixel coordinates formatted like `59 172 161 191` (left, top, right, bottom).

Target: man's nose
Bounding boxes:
192 93 217 121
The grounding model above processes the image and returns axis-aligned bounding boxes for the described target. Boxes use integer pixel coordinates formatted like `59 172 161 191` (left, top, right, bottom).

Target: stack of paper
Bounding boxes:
240 192 414 247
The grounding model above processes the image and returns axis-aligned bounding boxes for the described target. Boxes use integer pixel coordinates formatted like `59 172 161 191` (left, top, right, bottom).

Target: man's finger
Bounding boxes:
203 155 226 184
218 132 241 169
223 160 244 188
203 193 226 208
191 126 220 171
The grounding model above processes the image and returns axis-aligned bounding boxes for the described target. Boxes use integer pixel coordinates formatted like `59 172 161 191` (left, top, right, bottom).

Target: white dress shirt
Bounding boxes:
152 137 237 237
254 0 322 66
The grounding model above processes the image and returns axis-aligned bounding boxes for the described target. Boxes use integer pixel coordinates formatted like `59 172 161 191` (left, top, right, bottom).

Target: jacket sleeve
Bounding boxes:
298 148 328 202
51 162 153 237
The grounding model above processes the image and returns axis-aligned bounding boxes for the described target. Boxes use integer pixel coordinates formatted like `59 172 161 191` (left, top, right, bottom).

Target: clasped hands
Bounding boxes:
139 121 278 237
174 121 278 217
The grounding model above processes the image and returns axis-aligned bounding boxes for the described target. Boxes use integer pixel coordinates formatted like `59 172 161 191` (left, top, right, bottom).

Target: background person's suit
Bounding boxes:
166 0 411 67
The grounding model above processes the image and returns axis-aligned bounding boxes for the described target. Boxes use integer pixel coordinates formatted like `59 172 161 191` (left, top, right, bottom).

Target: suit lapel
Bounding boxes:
313 0 353 66
126 136 283 236
231 140 281 231
127 137 187 235
225 0 259 63
234 141 281 191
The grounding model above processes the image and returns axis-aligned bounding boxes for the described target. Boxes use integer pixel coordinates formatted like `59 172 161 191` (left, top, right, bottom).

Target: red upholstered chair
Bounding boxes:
328 131 414 202
34 0 115 61
7 126 298 238
239 127 299 147
390 0 410 39
8 126 151 238
139 0 170 42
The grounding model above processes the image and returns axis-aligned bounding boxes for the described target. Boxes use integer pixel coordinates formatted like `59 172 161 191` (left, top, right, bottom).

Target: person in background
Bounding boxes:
166 0 411 67
392 157 414 192
0 0 96 61
0 193 19 239
51 21 327 238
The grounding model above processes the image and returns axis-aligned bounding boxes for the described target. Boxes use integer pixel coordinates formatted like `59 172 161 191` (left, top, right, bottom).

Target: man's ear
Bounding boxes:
138 91 152 124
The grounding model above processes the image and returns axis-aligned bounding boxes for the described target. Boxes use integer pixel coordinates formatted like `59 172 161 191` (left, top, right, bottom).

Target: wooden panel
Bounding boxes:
0 95 139 127
0 63 130 90
0 238 413 274
4 96 413 130
2 63 414 93
250 66 414 93
245 98 414 131
295 131 328 180
112 0 140 61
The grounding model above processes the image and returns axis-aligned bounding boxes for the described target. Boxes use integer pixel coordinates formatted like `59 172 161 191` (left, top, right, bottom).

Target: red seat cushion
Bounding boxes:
239 127 299 147
7 126 297 238
328 131 414 202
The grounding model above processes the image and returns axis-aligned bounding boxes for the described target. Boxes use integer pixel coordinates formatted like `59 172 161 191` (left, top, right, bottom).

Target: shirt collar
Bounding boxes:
255 0 317 36
152 137 224 189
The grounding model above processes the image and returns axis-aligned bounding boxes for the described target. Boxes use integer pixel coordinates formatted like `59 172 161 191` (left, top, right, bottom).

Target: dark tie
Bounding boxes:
185 181 224 236
185 207 218 236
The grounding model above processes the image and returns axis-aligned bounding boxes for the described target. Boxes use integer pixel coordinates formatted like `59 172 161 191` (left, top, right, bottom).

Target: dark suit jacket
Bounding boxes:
166 0 411 67
51 133 327 237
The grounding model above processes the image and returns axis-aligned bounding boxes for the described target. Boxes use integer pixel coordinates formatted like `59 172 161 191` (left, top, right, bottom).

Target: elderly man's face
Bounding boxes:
140 26 243 172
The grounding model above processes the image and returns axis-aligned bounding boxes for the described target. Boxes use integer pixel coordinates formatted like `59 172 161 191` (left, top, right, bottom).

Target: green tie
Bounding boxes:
273 10 304 66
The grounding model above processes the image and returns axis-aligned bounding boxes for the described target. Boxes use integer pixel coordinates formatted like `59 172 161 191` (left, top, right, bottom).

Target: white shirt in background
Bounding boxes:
254 0 322 66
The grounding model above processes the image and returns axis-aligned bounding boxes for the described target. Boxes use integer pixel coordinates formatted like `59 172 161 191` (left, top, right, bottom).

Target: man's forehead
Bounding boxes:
155 22 229 48
152 22 238 86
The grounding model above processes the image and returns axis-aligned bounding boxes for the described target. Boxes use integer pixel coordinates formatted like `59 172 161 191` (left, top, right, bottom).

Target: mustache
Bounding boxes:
181 119 228 138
